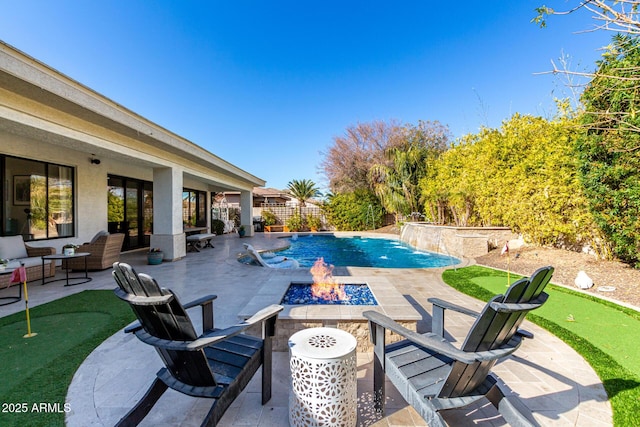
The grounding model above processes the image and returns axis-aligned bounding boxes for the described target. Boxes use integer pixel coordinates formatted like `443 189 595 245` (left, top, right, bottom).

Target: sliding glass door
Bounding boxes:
108 175 152 251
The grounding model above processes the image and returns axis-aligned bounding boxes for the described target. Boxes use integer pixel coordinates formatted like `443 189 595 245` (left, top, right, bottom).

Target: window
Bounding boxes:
2 156 74 240
182 188 207 227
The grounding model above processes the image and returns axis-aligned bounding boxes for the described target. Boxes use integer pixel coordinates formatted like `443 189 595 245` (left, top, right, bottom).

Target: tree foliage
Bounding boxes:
578 34 640 264
421 113 603 252
108 190 124 222
320 120 405 193
286 179 321 207
368 121 450 221
534 1 640 35
534 1 640 124
323 189 384 231
321 119 450 225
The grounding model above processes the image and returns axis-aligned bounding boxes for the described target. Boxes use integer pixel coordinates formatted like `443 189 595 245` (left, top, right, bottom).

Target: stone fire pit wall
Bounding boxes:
239 275 421 352
273 319 418 353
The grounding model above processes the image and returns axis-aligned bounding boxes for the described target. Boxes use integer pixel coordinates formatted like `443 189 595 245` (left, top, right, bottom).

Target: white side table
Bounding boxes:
289 327 357 427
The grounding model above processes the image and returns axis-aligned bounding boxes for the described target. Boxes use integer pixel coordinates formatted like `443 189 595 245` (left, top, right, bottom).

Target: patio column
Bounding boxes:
206 190 212 230
240 189 254 237
150 167 186 260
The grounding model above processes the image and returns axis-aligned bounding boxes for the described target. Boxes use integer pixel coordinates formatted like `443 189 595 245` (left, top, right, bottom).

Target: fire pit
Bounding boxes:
281 258 378 306
282 283 378 305
239 258 421 351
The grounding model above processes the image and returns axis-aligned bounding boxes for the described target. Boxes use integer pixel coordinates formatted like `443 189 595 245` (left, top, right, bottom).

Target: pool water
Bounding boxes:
273 234 459 268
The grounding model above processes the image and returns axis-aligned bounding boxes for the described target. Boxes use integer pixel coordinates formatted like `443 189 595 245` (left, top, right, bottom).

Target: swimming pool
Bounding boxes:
271 234 459 268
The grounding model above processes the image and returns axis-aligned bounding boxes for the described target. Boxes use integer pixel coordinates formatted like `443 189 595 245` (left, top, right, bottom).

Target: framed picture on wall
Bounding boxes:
13 175 30 205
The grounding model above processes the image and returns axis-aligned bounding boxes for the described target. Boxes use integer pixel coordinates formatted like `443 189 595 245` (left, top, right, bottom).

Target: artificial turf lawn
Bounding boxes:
443 265 640 427
0 290 134 427
471 274 640 374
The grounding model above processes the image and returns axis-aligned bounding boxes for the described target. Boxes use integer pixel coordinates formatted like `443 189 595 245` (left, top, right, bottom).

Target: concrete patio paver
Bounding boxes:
0 232 612 426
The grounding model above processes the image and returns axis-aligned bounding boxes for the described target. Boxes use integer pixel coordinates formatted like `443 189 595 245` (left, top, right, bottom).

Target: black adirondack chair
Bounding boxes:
112 262 283 427
363 266 553 427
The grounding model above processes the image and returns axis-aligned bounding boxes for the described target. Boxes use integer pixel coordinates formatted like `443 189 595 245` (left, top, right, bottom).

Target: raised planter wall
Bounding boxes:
400 223 516 259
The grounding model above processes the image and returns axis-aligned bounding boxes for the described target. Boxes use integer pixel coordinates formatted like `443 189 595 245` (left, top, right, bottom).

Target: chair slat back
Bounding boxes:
112 262 216 387
440 266 553 397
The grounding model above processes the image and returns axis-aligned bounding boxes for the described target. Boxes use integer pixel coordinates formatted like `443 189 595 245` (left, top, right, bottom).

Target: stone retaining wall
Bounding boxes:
400 223 516 259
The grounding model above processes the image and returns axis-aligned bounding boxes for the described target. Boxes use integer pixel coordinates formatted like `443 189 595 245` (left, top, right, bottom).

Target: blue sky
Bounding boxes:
1 1 612 191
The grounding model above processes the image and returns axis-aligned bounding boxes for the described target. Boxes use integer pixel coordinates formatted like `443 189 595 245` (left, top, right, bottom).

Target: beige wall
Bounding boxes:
1 41 264 258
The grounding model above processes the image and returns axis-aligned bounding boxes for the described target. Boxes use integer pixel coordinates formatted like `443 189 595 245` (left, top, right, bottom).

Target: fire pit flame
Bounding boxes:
310 258 348 302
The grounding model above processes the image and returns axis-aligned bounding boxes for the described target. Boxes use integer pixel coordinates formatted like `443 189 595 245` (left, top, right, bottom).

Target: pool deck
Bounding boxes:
0 232 612 426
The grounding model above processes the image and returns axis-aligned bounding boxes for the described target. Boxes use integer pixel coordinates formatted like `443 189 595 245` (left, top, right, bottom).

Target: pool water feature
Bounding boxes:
281 282 378 305
274 234 459 268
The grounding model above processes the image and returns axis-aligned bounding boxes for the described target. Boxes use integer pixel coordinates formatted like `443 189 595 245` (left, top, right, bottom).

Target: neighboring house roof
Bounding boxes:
253 187 291 200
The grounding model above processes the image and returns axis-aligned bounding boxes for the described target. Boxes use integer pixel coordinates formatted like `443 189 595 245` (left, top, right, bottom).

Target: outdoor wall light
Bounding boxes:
90 158 101 165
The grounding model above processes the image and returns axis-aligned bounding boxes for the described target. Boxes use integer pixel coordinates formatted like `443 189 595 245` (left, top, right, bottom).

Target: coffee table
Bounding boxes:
41 252 92 286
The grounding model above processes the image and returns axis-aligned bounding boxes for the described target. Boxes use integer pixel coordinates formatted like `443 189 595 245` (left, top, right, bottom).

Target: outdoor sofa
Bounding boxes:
0 235 55 288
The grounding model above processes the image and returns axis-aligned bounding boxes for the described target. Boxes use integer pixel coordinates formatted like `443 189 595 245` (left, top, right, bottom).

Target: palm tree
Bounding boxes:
287 179 321 207
369 144 427 223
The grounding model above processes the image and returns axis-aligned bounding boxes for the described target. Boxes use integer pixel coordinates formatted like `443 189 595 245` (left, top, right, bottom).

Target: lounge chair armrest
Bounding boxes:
114 288 174 306
472 335 524 361
516 328 534 339
25 245 56 257
243 304 284 326
133 304 285 350
124 321 143 334
132 328 230 351
133 323 256 351
183 294 218 309
205 304 283 340
364 311 477 364
428 297 480 337
183 294 218 331
428 297 480 317
490 293 549 313
364 310 522 364
132 329 221 351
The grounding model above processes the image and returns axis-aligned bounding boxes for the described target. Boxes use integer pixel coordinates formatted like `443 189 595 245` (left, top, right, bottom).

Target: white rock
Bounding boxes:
508 236 525 251
575 270 594 289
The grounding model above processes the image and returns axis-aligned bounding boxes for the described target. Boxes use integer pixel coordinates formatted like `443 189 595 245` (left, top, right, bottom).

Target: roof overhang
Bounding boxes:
0 41 264 191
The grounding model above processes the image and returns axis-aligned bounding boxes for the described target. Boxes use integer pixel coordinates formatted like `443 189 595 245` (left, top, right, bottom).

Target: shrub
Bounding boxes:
211 219 225 235
324 189 384 231
306 214 322 230
286 213 303 232
262 210 277 226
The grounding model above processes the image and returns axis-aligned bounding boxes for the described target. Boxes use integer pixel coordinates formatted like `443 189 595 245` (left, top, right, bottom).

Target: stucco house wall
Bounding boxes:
0 41 265 260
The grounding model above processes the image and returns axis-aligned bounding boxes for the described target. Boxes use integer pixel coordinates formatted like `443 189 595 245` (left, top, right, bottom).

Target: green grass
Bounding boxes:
442 266 640 427
0 290 134 427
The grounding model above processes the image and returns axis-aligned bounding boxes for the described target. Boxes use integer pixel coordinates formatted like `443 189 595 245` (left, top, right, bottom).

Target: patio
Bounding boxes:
0 232 612 426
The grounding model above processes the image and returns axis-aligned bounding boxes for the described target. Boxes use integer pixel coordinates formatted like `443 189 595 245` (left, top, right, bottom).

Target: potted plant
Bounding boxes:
262 210 277 226
306 214 322 232
147 248 164 265
238 225 246 238
211 219 225 235
286 213 303 232
63 243 79 256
